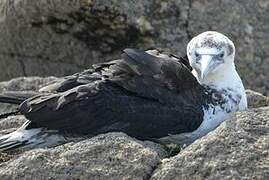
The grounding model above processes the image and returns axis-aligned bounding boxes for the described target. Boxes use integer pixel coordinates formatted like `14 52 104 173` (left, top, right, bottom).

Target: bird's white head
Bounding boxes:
187 31 236 85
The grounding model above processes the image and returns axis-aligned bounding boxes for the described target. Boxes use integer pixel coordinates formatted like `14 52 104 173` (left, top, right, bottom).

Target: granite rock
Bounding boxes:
0 133 165 180
151 107 269 180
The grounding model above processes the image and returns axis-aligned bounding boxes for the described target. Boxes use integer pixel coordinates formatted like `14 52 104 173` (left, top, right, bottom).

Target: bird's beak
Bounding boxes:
200 55 214 80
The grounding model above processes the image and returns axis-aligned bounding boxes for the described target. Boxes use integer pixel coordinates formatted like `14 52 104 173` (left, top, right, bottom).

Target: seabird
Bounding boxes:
0 31 247 151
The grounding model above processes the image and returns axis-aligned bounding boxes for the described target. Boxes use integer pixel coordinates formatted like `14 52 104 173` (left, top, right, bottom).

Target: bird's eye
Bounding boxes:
219 52 225 58
194 51 200 58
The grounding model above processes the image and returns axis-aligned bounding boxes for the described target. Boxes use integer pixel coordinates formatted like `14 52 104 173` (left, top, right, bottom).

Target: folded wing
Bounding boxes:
21 49 206 139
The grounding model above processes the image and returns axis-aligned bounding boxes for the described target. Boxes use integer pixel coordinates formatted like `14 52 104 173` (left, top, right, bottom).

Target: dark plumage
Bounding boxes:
1 49 208 140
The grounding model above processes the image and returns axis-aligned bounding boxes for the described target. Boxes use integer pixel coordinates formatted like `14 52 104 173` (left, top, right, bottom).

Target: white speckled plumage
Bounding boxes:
159 31 247 146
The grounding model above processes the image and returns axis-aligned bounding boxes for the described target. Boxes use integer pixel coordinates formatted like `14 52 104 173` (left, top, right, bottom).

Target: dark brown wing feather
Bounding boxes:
20 49 206 139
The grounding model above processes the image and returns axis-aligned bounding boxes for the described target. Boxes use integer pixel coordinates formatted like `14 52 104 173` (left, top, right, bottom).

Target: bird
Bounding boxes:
0 31 247 151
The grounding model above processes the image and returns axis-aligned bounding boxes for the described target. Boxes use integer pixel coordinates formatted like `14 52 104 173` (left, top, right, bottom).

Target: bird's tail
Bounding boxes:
0 121 67 152
0 91 39 119
0 91 39 105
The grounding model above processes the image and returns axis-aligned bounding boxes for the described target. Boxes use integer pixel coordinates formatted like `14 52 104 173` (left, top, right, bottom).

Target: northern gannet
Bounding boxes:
0 31 247 151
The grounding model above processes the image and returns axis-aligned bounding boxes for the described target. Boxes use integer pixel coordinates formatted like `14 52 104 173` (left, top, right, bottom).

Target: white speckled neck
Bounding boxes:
190 57 248 140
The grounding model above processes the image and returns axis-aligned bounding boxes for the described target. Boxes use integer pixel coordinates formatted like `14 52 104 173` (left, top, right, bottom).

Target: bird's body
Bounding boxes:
0 31 247 151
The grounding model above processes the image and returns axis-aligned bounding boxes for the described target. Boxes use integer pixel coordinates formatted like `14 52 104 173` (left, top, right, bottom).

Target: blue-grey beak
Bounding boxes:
200 55 215 80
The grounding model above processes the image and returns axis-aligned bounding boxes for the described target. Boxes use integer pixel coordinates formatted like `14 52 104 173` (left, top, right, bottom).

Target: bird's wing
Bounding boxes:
38 59 122 93
109 48 200 104
39 49 193 95
20 48 205 138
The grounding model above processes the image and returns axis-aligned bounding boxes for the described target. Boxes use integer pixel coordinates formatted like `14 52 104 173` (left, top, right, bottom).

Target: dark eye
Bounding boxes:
194 51 200 58
219 52 224 58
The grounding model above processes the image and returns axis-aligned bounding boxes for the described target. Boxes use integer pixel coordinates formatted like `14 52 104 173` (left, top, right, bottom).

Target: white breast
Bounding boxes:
190 62 247 139
196 88 242 137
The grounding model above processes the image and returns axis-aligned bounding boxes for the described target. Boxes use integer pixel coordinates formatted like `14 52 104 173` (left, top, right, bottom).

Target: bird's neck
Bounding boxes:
189 62 248 140
193 62 247 110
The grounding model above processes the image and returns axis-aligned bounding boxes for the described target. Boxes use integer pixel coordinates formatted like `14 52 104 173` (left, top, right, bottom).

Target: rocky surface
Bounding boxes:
0 133 166 180
0 0 268 94
246 89 269 108
0 76 58 93
0 77 268 179
151 107 269 180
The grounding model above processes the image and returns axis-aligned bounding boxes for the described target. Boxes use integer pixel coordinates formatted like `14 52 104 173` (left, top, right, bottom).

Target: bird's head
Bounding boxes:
187 31 235 84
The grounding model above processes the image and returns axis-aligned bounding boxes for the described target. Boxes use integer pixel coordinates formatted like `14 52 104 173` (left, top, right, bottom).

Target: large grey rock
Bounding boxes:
151 107 269 180
0 133 165 180
0 0 167 79
0 0 268 94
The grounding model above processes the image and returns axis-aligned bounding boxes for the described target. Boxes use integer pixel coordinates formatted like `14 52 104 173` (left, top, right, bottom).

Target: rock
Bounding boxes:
0 76 58 93
246 89 269 108
0 133 165 180
0 0 268 94
0 116 27 133
151 107 269 180
0 0 159 79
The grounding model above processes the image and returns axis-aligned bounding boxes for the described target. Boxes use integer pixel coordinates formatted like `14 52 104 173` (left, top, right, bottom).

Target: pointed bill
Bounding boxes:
200 55 214 80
